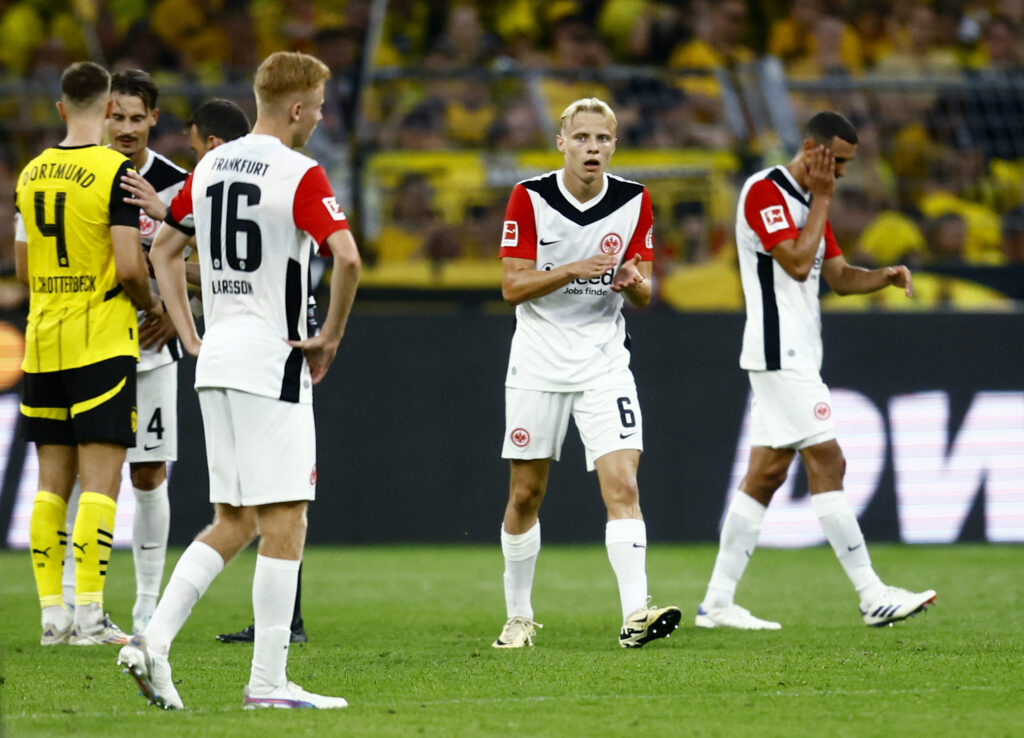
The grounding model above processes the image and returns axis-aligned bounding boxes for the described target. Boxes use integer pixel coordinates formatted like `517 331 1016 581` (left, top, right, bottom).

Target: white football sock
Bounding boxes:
41 604 72 631
501 521 540 620
249 555 300 691
702 492 765 611
145 541 224 655
61 482 82 610
132 480 170 617
812 491 885 605
606 518 648 620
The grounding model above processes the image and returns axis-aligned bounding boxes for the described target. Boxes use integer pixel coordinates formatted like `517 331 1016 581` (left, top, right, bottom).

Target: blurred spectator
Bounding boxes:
960 15 1024 161
313 26 364 139
372 173 459 264
598 0 692 64
487 97 546 149
537 14 614 128
923 211 970 265
667 0 753 121
873 4 961 78
768 0 864 74
1000 204 1024 263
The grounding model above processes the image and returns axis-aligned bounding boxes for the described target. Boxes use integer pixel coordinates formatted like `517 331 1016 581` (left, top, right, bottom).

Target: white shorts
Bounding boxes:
748 368 836 449
502 381 643 471
198 388 316 507
126 362 178 463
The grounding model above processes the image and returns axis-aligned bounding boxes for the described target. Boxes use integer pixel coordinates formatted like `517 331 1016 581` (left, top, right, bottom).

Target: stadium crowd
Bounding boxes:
2 0 1024 308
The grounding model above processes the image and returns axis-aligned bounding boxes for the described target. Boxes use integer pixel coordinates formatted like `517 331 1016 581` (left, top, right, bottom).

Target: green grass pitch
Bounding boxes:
1 543 1022 737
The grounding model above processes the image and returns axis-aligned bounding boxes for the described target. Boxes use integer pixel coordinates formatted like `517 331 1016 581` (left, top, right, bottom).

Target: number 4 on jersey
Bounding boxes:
34 191 69 267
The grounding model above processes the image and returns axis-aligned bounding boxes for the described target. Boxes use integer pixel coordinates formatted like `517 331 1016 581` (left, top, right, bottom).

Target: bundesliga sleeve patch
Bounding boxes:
501 220 519 247
760 205 788 234
645 225 653 249
322 197 347 221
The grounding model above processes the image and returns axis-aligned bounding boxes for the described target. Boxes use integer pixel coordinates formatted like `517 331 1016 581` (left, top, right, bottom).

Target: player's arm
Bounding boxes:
112 225 157 311
120 169 168 222
822 254 914 297
108 159 158 311
14 240 28 285
150 221 201 355
285 166 361 384
498 183 617 305
768 146 836 281
502 253 619 305
291 228 361 384
611 255 653 307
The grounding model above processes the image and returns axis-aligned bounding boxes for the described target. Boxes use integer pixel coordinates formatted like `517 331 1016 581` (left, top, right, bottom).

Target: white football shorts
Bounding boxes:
198 388 316 506
126 361 178 463
502 381 643 471
748 368 836 449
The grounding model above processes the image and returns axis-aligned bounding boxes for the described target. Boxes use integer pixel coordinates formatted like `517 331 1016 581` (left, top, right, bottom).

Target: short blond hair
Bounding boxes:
253 51 330 110
559 98 617 136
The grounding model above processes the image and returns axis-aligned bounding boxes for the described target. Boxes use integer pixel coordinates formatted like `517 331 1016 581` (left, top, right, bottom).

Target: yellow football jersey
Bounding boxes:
16 144 140 372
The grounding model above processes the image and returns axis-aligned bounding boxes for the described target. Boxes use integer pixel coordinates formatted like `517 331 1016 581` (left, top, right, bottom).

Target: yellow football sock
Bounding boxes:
73 492 117 607
29 491 68 609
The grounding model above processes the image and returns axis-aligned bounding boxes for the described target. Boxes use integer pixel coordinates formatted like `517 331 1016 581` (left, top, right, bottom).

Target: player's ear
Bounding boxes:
289 100 302 123
55 100 68 122
556 135 565 153
151 107 160 126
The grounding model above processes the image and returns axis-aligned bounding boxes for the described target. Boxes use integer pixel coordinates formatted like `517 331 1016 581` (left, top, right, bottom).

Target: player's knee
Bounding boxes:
129 462 165 490
599 469 640 512
508 482 544 512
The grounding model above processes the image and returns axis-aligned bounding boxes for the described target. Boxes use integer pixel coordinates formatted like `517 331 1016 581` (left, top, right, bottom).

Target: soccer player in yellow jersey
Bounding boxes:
14 61 162 646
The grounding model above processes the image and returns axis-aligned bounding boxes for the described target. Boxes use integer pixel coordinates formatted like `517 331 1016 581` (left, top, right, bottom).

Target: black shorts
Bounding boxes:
21 355 137 447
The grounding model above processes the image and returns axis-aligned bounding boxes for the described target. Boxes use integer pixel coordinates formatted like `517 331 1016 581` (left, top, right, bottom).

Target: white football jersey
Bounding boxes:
136 148 187 371
736 165 842 372
168 134 349 403
499 169 654 391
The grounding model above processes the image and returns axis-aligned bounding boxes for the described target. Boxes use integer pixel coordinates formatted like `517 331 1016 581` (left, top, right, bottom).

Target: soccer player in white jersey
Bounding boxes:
493 98 681 649
108 69 188 635
116 51 360 710
695 111 936 631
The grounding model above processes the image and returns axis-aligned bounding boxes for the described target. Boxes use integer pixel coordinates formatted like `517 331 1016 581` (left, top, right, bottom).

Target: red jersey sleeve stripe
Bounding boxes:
824 220 842 259
293 165 349 256
624 187 654 262
744 179 799 250
166 172 195 234
499 184 537 260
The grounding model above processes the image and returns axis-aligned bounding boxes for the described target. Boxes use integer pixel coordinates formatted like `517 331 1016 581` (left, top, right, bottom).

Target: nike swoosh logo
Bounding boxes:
847 541 864 551
140 544 162 550
539 238 560 245
619 432 637 439
632 543 646 549
143 444 164 451
744 549 752 559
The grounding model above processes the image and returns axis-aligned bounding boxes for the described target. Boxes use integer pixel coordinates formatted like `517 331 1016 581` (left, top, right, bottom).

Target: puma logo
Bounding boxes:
31 547 51 558
73 542 88 555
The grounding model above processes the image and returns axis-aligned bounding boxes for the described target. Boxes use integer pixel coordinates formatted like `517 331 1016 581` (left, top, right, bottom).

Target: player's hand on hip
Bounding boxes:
287 334 340 385
120 170 168 222
803 145 836 200
885 264 914 297
611 253 644 292
573 253 619 279
139 304 178 351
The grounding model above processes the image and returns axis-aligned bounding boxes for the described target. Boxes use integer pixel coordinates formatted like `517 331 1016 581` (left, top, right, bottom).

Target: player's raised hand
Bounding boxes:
573 252 619 279
287 334 340 385
121 170 168 221
803 145 836 200
611 253 644 292
885 264 914 297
